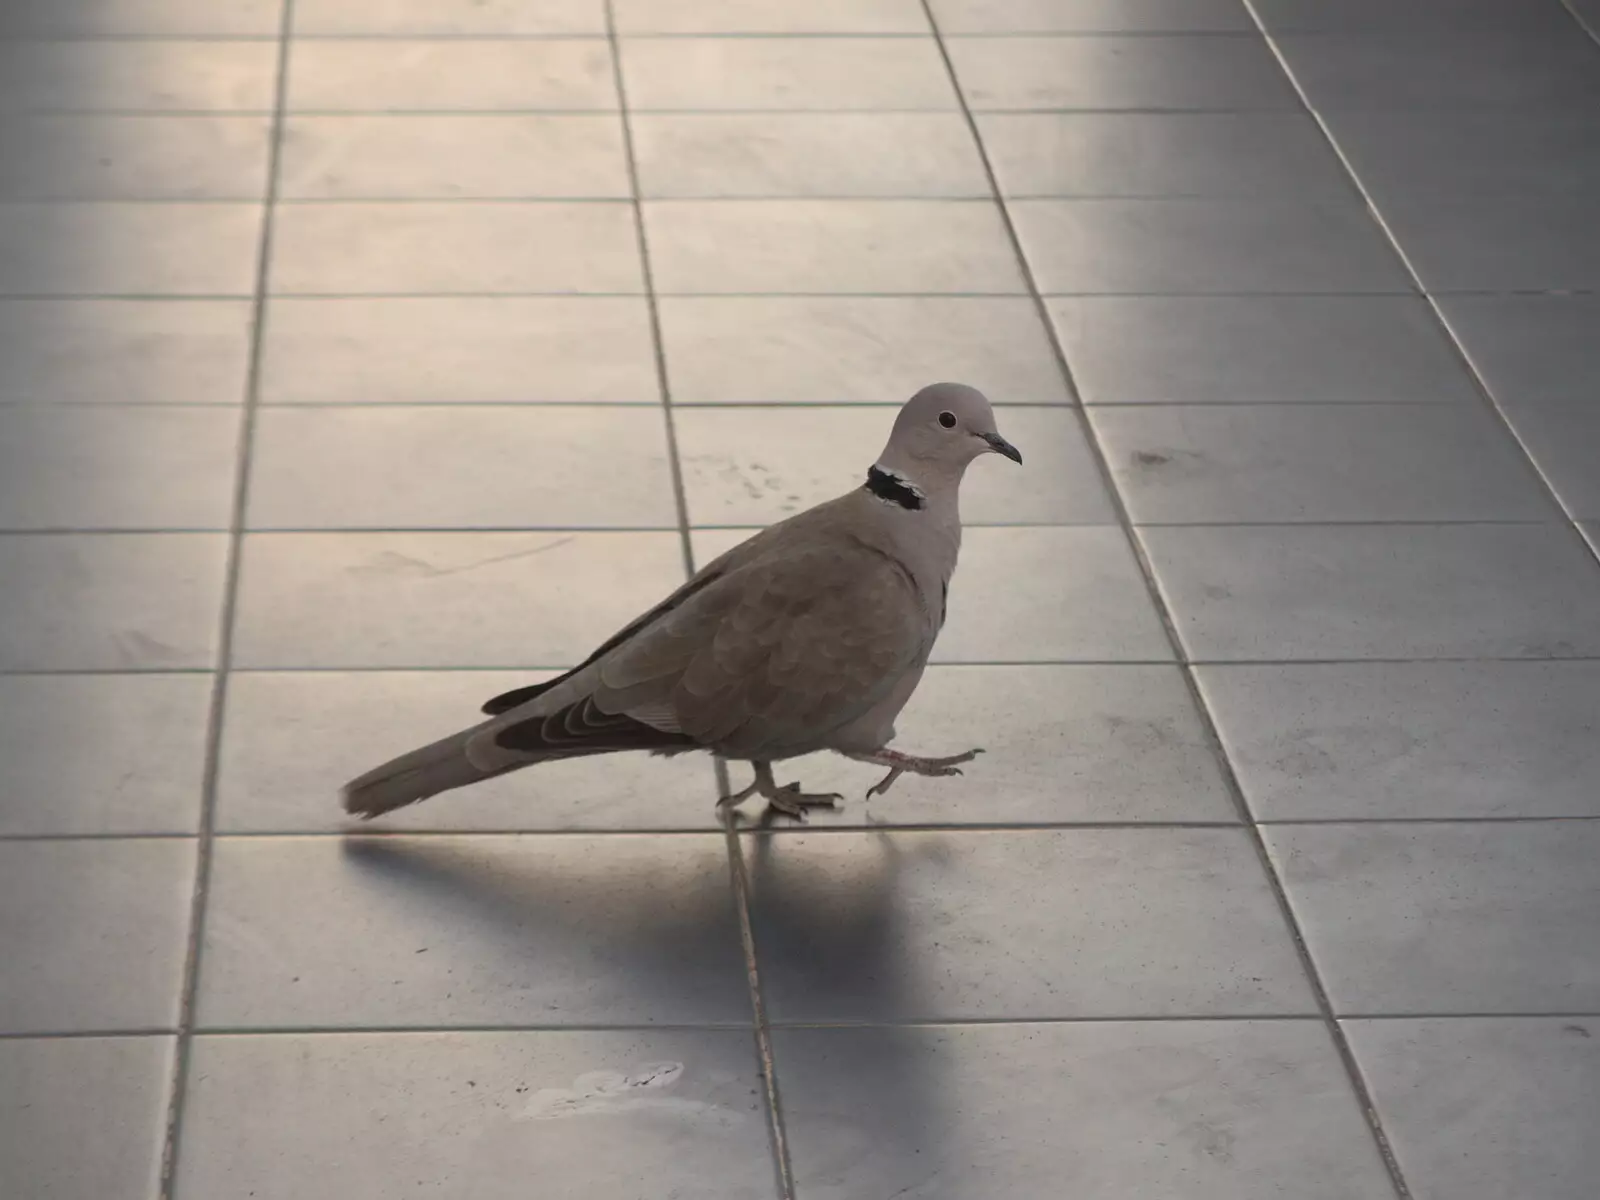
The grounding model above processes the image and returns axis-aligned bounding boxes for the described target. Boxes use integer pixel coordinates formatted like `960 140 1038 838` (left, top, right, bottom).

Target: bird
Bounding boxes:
341 382 1022 822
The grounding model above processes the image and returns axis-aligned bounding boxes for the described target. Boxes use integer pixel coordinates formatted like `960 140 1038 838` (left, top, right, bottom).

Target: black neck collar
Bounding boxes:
863 465 924 511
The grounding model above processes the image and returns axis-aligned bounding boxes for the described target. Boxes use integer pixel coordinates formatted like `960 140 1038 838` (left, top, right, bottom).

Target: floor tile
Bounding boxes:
1346 1017 1600 1200
743 828 1313 1020
0 40 277 114
0 1036 175 1200
260 296 656 404
1091 403 1550 523
247 405 676 529
613 0 928 33
0 533 227 670
644 200 1024 294
0 203 262 296
1012 199 1408 294
619 37 955 111
1440 294 1600 407
1277 32 1600 109
196 834 750 1027
269 202 642 294
659 297 1070 404
278 115 629 200
0 115 271 201
930 0 1252 31
1254 0 1574 32
1198 662 1600 820
734 664 1236 825
1376 193 1600 293
0 673 210 835
947 35 1299 111
978 112 1351 198
689 524 1172 662
176 1030 774 1200
286 38 617 112
1049 296 1477 405
0 0 280 36
217 670 721 833
675 405 1111 526
231 530 686 667
1266 822 1600 1014
1583 522 1600 557
0 299 251 405
1141 523 1600 661
294 0 606 34
0 405 240 530
0 839 195 1033
1500 405 1600 519
632 113 987 199
775 1021 1392 1200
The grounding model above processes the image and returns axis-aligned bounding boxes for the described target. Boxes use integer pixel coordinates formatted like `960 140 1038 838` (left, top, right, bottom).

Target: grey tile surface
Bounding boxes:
0 299 252 405
0 0 281 36
1374 193 1600 293
176 1030 775 1200
286 39 618 112
1266 822 1600 1014
929 0 1253 32
690 525 1173 662
0 115 271 201
0 533 227 671
776 1021 1393 1200
632 113 987 199
744 828 1314 1020
1091 403 1551 523
269 202 643 294
1012 199 1409 294
1276 32 1600 109
613 0 928 33
979 112 1352 198
1254 0 1576 32
216 671 721 833
619 37 955 111
260 296 658 404
294 0 606 34
644 200 1025 294
0 672 210 835
231 531 686 667
1199 662 1600 820
1346 1018 1600 1200
0 1036 175 1200
1142 523 1600 661
735 664 1237 825
1500 404 1600 519
948 34 1297 111
196 835 749 1027
0 203 263 297
0 839 196 1033
278 115 630 200
674 405 1112 526
0 40 278 114
0 405 241 530
659 296 1070 404
1441 294 1600 407
247 405 676 529
1049 295 1478 405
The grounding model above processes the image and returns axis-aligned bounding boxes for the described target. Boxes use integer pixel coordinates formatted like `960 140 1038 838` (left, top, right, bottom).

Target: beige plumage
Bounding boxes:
342 382 1021 820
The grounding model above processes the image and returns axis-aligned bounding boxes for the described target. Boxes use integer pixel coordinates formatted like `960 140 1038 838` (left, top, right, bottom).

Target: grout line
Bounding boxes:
1558 0 1600 42
919 3 1418 1197
601 4 794 1196
152 4 295 1196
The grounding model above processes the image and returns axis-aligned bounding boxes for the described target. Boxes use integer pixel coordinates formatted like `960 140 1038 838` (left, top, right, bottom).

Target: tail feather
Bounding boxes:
342 723 513 819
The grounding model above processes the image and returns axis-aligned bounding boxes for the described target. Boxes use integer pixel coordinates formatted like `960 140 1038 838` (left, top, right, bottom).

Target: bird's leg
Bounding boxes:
718 761 842 822
846 747 985 798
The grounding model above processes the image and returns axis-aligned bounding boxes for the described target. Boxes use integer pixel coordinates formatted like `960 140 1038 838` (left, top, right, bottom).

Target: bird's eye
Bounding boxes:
938 411 957 429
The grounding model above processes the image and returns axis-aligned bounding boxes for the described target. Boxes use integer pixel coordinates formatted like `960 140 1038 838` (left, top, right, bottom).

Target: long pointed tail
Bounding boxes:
341 723 511 819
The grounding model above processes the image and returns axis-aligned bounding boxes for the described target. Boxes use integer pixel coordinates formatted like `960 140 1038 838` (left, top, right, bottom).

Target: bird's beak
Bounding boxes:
980 430 1023 464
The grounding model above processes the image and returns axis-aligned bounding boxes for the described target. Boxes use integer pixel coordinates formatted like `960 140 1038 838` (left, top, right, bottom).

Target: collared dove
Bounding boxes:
342 382 1021 821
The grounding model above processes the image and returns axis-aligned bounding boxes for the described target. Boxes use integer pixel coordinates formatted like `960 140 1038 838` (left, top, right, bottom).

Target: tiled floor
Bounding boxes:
2 1 1598 1198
